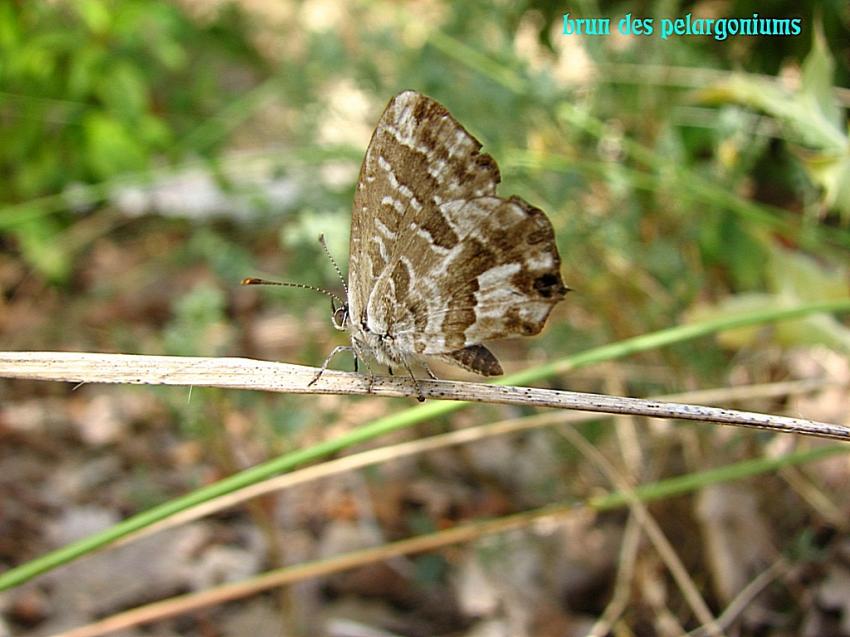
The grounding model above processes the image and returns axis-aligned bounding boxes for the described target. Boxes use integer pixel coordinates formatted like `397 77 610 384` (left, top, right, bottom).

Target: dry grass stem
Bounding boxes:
2 351 849 440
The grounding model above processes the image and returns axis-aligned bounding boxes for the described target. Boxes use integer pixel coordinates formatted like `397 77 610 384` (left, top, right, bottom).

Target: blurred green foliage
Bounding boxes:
1 0 263 278
2 3 850 627
0 1 265 192
1 0 848 375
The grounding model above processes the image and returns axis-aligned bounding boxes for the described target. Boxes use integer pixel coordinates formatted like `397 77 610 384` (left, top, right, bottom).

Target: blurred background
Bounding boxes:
1 1 849 636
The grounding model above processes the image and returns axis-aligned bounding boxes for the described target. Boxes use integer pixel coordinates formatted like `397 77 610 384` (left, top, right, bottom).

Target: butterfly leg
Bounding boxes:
360 360 376 394
308 345 355 387
421 363 438 380
402 359 425 402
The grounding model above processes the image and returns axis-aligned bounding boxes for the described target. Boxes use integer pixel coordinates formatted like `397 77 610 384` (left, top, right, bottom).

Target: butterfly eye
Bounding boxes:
332 305 349 330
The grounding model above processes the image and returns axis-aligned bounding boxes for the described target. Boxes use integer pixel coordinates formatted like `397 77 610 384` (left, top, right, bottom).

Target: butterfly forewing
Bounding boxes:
346 90 567 376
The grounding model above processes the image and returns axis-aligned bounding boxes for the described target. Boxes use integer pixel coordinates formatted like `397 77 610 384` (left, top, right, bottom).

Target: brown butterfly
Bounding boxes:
245 91 568 399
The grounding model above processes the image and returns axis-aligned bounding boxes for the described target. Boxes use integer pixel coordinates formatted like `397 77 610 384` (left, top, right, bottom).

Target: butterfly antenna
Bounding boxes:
241 278 345 308
318 234 348 295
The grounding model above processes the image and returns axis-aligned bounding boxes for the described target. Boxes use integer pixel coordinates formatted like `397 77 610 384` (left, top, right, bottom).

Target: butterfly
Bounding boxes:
245 91 568 400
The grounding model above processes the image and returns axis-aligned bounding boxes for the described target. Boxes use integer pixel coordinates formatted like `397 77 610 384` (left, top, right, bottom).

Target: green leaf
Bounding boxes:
767 246 848 303
67 44 106 98
695 22 845 155
83 112 148 178
76 0 111 35
696 75 844 152
13 215 72 283
686 245 850 353
152 38 187 71
798 149 850 218
0 2 21 50
96 61 149 118
16 146 61 196
684 293 777 349
800 23 841 132
138 113 172 148
695 23 848 218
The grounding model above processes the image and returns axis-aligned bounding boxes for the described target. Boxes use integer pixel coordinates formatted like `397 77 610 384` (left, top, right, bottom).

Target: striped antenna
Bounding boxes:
318 234 348 295
240 278 345 308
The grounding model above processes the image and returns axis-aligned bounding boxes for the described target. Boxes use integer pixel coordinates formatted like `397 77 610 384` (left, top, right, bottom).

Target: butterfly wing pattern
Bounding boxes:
344 90 568 382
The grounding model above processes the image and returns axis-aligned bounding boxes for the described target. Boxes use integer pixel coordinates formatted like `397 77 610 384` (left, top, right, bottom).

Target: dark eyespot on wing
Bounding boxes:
533 272 567 298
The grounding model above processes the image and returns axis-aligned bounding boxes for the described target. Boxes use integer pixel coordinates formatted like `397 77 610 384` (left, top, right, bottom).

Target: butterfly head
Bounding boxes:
331 300 350 331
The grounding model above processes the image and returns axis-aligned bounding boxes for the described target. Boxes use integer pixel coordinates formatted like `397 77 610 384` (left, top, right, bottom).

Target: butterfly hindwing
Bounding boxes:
382 195 566 356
